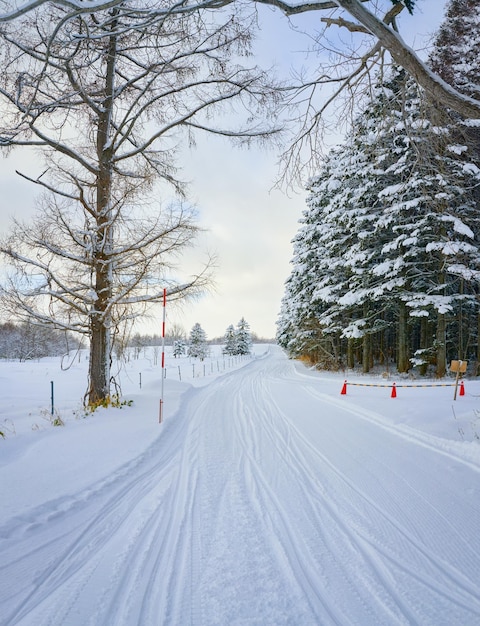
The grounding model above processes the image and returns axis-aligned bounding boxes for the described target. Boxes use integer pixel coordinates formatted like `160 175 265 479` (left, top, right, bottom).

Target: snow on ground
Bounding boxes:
1 345 479 625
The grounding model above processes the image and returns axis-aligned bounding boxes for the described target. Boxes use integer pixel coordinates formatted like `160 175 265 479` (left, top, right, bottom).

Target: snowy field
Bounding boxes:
1 344 479 625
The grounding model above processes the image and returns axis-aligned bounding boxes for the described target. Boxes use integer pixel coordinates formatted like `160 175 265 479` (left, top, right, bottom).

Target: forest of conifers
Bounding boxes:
277 2 480 377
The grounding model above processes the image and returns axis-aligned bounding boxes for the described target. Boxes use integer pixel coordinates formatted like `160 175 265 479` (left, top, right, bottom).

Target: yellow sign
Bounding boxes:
450 360 467 373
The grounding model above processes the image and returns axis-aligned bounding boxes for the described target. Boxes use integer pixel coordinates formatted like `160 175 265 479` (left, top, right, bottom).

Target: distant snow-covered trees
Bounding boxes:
223 318 252 355
0 322 80 361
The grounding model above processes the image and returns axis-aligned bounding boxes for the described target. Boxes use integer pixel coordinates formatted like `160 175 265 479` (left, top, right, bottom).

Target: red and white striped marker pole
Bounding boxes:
159 288 166 423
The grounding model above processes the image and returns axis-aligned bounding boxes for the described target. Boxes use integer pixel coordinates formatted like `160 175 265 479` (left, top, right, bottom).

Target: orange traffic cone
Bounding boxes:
341 380 347 395
459 380 465 396
391 382 397 398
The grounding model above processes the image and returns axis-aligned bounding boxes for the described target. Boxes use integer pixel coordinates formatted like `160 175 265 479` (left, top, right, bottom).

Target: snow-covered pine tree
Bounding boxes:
277 149 357 368
173 339 186 358
223 324 237 356
235 318 252 355
279 63 480 374
428 0 480 368
332 67 480 375
429 0 479 103
279 77 405 373
187 323 208 360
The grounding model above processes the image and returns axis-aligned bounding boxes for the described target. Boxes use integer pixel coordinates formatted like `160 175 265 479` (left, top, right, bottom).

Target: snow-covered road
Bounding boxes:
2 346 480 625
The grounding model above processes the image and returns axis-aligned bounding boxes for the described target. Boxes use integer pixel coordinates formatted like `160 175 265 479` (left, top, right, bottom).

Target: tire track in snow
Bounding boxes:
178 374 317 625
293 384 480 589
231 363 416 625
270 398 480 619
171 356 407 624
256 354 480 622
1 390 202 625
207 349 480 624
2 347 480 625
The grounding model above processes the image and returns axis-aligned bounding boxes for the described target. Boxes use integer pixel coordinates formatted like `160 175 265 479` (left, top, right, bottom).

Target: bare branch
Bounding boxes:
320 1 403 35
0 0 124 22
320 16 370 34
254 0 480 119
0 0 478 121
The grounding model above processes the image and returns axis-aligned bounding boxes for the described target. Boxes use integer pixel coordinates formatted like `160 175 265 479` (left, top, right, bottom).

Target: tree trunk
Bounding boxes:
458 279 464 360
477 313 480 375
87 15 117 406
347 338 354 369
397 301 409 373
436 313 447 378
362 332 370 374
89 315 111 404
418 317 429 376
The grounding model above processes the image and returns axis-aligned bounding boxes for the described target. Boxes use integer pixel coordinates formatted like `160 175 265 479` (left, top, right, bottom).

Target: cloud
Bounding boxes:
172 133 302 339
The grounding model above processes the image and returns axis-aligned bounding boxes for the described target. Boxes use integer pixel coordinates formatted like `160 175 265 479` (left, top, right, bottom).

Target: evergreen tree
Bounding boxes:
235 318 252 355
223 324 237 356
278 64 480 374
429 0 480 103
187 323 208 360
277 152 350 367
173 339 186 358
427 0 480 370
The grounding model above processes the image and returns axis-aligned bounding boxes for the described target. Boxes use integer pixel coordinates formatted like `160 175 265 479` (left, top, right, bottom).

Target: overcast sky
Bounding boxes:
0 0 450 340
169 0 450 339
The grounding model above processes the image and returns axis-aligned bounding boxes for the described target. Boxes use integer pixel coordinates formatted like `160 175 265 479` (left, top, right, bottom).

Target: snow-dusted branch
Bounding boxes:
0 0 123 21
1 0 478 121
252 0 480 119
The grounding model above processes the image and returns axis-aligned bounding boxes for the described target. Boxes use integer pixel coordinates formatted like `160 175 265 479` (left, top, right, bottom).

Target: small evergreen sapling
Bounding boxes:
235 318 252 355
173 339 186 358
187 323 208 360
223 324 237 356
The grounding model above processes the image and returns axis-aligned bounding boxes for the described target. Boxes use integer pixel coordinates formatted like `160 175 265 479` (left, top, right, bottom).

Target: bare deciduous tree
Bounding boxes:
0 3 278 405
1 200 210 397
